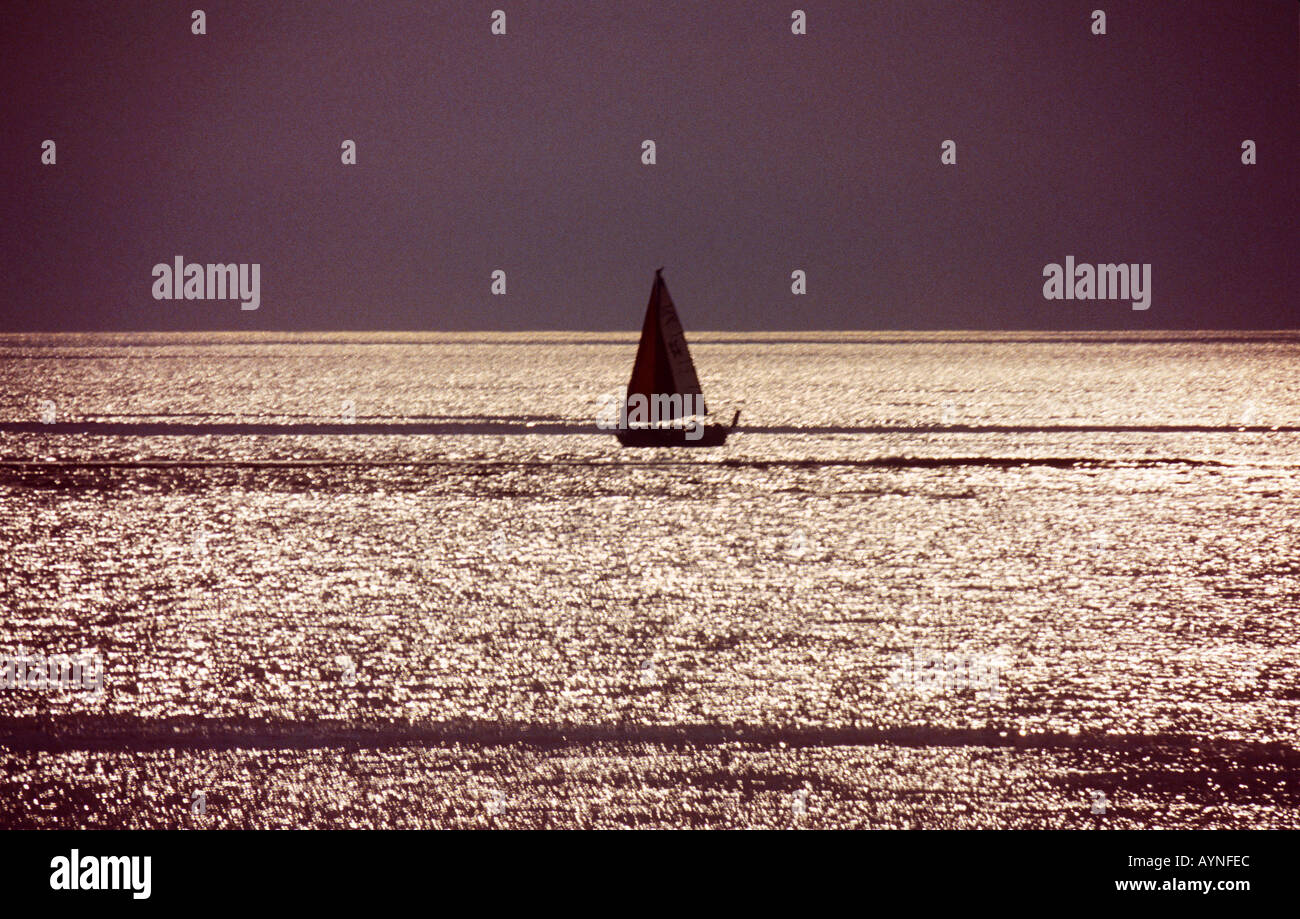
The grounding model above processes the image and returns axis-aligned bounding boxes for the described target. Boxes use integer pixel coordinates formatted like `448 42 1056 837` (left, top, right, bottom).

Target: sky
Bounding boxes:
2 0 1296 331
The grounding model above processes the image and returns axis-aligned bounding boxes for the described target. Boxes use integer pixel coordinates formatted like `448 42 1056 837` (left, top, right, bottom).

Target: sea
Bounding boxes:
1 330 1297 828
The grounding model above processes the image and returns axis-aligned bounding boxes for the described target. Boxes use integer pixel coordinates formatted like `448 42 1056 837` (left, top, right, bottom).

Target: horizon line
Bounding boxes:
3 328 1299 338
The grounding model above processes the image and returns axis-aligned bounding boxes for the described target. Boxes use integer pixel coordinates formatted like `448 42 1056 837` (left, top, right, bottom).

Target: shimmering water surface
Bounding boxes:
1 331 1298 828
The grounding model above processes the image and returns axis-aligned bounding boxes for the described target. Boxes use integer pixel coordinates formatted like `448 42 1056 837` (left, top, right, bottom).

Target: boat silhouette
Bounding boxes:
615 269 738 447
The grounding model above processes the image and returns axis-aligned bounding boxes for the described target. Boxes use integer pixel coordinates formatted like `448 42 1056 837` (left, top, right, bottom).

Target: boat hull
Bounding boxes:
615 426 730 448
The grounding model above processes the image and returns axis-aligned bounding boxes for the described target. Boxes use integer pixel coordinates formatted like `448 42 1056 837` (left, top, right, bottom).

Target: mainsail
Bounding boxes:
626 269 706 420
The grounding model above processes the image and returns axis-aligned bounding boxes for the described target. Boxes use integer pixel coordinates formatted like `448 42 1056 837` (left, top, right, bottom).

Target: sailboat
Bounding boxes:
614 268 739 447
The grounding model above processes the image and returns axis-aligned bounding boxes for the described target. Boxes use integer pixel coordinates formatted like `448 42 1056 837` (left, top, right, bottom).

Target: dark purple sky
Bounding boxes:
3 0 1296 331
